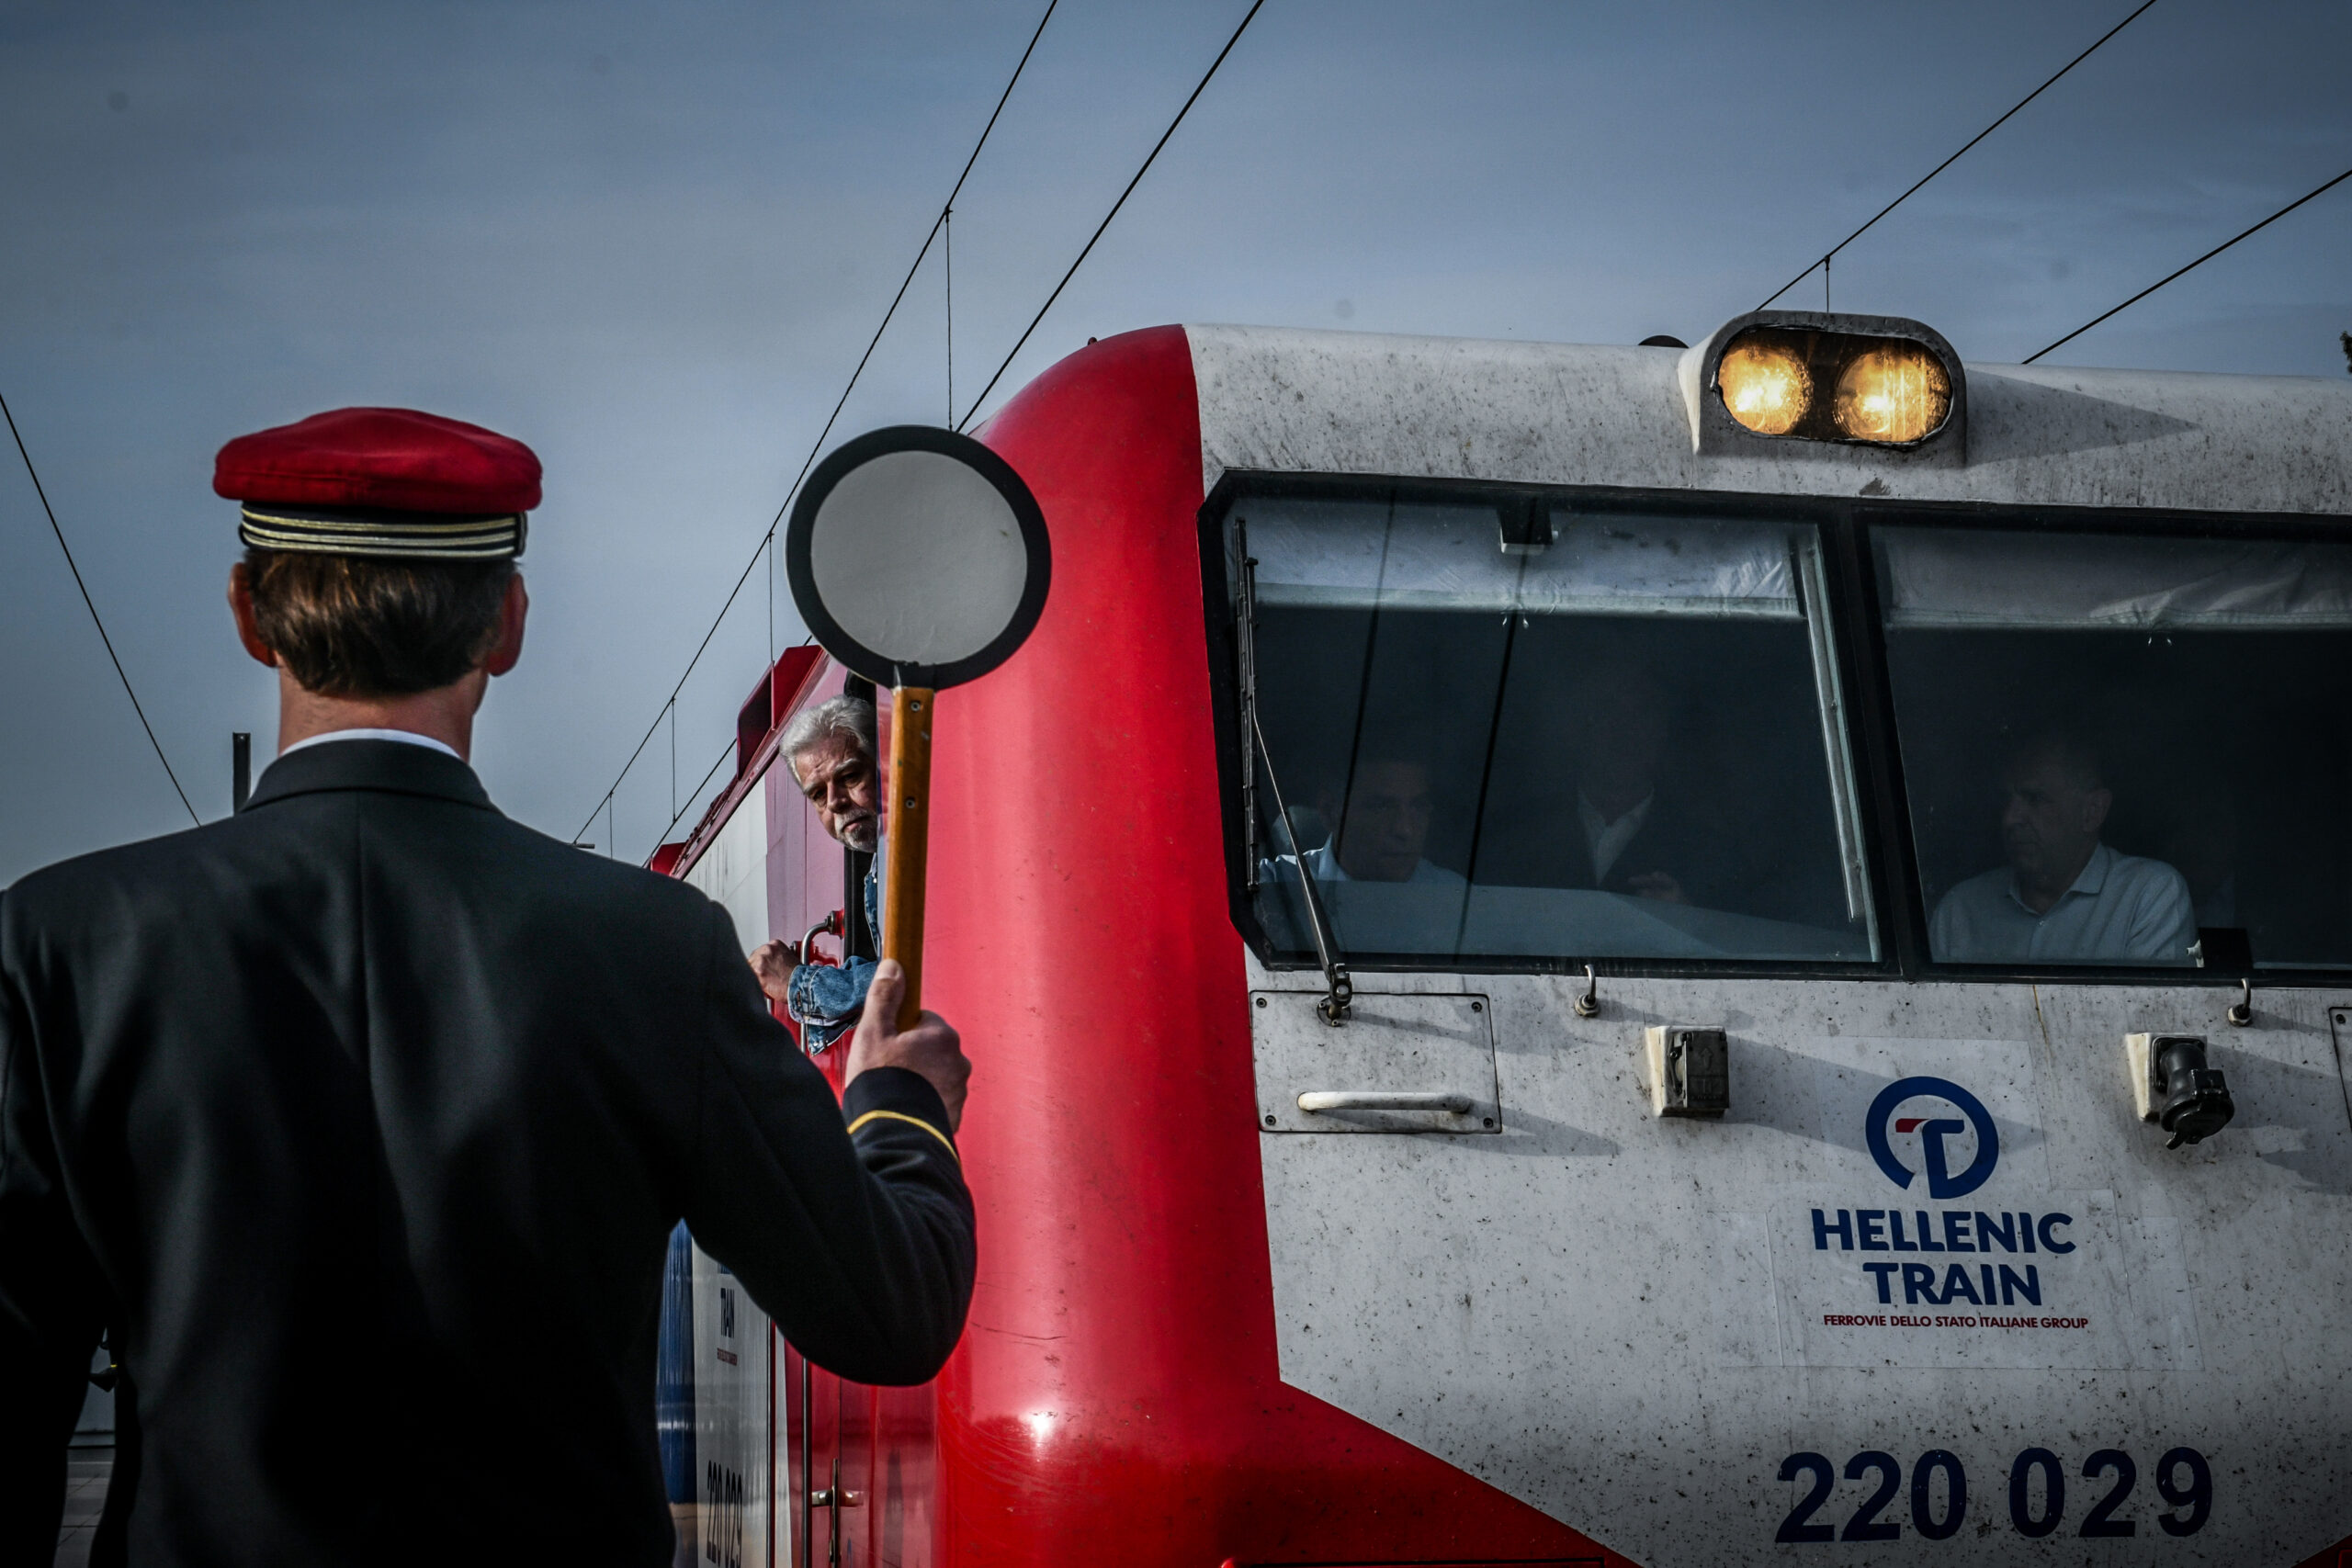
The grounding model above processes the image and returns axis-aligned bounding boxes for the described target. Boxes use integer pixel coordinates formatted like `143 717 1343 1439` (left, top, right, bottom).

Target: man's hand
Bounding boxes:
846 960 970 1132
747 939 798 1005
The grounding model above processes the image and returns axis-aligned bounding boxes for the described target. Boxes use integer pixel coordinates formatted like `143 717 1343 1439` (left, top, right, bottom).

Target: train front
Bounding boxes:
934 314 2352 1568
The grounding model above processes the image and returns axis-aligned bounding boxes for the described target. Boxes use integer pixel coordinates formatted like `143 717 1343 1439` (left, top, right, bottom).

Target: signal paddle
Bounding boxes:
785 425 1050 1028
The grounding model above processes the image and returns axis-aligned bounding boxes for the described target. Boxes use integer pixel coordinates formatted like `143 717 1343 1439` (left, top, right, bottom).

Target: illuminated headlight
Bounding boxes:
1833 346 1951 445
1717 341 1811 435
1704 320 1960 450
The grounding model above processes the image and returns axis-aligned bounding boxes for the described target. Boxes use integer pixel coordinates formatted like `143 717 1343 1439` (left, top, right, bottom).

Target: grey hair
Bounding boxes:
779 694 876 774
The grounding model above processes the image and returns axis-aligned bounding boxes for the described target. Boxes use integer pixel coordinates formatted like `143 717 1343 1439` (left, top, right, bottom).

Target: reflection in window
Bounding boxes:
1877 526 2352 969
1238 491 1874 964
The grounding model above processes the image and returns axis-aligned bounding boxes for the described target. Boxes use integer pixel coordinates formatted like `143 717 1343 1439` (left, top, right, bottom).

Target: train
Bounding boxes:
651 313 2352 1567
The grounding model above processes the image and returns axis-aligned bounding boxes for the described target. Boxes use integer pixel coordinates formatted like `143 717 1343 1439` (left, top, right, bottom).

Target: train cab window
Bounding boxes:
1233 490 1876 965
1875 525 2352 971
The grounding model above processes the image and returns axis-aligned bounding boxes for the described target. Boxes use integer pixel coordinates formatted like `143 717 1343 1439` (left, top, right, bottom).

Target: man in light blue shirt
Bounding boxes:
1265 754 1464 887
1929 733 2197 965
1255 751 1465 954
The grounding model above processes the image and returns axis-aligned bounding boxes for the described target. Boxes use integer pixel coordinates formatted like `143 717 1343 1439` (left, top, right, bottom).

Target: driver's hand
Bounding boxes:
846 960 970 1133
747 939 799 1004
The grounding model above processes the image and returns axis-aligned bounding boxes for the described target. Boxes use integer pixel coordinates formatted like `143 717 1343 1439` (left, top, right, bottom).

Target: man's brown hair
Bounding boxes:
241 547 514 698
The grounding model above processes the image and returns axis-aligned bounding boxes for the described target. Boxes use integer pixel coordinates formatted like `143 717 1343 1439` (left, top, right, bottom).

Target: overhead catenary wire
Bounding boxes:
574 0 1059 851
945 208 956 425
2023 164 2352 364
1 389 202 827
956 0 1267 432
1757 0 2161 312
653 735 739 857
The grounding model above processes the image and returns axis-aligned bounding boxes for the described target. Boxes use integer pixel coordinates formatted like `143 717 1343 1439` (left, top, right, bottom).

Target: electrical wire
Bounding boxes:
596 0 1261 852
945 208 956 425
1 389 201 826
2024 164 2352 363
1758 0 2161 312
574 0 1059 850
655 735 739 856
957 0 1266 432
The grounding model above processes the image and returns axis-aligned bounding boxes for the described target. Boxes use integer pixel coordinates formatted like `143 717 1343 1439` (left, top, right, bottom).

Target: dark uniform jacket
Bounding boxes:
0 740 975 1566
1472 782 1736 907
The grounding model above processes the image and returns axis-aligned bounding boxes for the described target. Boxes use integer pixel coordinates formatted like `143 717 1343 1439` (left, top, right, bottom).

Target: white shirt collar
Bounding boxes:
2006 840 2113 914
278 728 462 762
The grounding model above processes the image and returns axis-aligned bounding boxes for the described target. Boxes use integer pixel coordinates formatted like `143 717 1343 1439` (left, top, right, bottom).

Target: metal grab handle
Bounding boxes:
1296 1090 1474 1114
808 1488 865 1508
800 909 845 969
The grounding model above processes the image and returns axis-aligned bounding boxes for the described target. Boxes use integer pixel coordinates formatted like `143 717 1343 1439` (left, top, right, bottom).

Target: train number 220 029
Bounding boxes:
1775 1447 2211 1542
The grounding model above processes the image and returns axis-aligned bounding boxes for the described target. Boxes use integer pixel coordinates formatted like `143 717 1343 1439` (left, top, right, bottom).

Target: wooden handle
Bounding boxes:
880 685 934 1031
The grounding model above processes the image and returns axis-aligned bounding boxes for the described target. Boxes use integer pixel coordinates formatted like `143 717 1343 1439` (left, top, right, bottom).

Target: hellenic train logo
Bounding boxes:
1865 1077 1999 1200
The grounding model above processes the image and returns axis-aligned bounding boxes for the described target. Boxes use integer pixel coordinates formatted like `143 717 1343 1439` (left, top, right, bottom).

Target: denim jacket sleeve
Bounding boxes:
786 956 875 1053
784 857 884 1054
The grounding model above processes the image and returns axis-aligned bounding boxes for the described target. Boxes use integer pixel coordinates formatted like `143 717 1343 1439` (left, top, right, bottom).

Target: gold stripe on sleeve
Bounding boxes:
845 1108 959 1163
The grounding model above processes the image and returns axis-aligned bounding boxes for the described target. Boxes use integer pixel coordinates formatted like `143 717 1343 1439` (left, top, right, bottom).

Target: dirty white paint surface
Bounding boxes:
682 796 786 1568
684 779 770 960
1189 324 2352 517
1249 960 2352 1565
689 1245 778 1568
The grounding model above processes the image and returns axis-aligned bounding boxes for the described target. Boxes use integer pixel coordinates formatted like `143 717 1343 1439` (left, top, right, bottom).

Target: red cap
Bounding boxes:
215 407 539 559
215 407 540 513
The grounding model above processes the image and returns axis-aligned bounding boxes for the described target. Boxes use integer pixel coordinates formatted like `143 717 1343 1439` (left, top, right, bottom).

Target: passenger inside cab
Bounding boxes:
1876 524 2352 970
1472 655 1731 908
1927 730 2198 965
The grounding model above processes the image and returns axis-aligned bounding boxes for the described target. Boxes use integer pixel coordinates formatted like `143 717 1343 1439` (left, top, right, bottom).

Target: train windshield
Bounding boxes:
1237 490 1875 964
1877 525 2352 970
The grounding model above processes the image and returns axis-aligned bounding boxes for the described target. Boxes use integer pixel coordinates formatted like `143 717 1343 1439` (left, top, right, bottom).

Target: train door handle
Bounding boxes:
814 1454 862 1568
1296 1090 1474 1113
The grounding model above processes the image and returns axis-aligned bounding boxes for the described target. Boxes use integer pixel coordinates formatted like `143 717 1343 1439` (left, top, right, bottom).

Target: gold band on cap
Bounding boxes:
239 507 526 560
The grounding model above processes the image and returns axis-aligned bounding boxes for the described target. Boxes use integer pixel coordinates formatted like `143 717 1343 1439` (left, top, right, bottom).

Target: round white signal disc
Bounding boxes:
786 426 1051 689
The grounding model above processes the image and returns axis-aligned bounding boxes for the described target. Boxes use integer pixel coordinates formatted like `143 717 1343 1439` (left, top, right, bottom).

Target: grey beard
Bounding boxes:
840 818 878 853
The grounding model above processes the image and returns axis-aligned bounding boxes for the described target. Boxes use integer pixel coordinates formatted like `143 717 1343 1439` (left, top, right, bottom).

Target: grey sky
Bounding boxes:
3 0 2346 881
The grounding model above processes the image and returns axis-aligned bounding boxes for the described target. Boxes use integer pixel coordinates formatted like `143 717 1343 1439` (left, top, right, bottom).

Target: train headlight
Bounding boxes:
1718 341 1811 435
1832 345 1952 445
1690 314 1964 458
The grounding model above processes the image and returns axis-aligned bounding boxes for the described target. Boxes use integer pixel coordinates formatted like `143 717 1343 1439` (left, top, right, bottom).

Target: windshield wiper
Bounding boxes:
1249 708 1351 1025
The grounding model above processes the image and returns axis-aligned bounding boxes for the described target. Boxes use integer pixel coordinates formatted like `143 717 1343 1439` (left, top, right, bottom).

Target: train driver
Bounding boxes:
0 408 976 1563
1260 742 1464 886
1928 730 2199 964
750 694 882 1050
